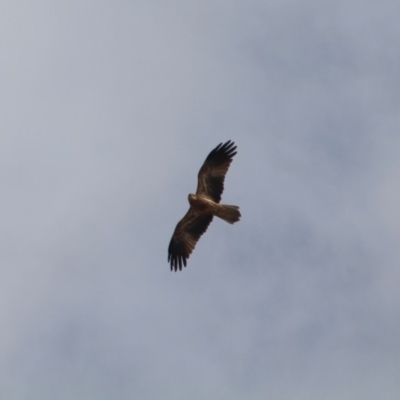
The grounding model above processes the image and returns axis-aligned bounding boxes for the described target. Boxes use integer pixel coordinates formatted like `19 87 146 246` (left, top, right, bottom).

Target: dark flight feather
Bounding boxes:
196 140 237 203
168 209 213 271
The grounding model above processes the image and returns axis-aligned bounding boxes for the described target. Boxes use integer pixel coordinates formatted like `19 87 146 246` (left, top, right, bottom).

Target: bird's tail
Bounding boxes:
215 204 241 224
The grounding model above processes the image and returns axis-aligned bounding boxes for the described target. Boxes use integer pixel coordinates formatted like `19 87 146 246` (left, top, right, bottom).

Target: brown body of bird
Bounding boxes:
168 141 241 271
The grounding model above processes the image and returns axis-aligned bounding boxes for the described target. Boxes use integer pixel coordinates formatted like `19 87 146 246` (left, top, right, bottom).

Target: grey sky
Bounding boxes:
1 1 400 399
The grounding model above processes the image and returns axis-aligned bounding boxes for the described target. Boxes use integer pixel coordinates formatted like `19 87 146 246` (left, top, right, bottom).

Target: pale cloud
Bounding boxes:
1 1 400 399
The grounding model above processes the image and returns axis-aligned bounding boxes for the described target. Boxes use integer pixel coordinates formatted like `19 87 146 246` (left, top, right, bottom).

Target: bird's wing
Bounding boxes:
196 140 237 203
168 207 213 271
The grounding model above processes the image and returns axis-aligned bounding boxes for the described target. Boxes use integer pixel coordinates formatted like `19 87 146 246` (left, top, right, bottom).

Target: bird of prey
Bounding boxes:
168 140 241 271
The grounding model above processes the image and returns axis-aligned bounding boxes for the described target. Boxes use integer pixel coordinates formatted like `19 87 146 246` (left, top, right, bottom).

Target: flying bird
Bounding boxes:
168 140 241 271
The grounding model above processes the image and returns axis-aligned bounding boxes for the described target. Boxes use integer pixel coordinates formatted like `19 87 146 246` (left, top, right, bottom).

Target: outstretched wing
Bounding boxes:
196 140 237 202
168 208 213 271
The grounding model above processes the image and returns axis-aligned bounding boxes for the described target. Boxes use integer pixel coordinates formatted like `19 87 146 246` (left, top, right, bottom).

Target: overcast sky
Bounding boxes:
1 1 400 399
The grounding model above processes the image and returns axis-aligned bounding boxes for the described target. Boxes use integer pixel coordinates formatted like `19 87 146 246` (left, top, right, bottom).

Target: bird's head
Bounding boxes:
188 193 196 204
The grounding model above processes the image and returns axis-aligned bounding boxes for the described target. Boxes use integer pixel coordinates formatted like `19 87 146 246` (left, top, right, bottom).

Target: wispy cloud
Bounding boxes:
1 1 399 399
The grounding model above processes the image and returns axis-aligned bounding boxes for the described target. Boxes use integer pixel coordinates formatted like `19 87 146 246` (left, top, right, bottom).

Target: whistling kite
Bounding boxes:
168 141 241 271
